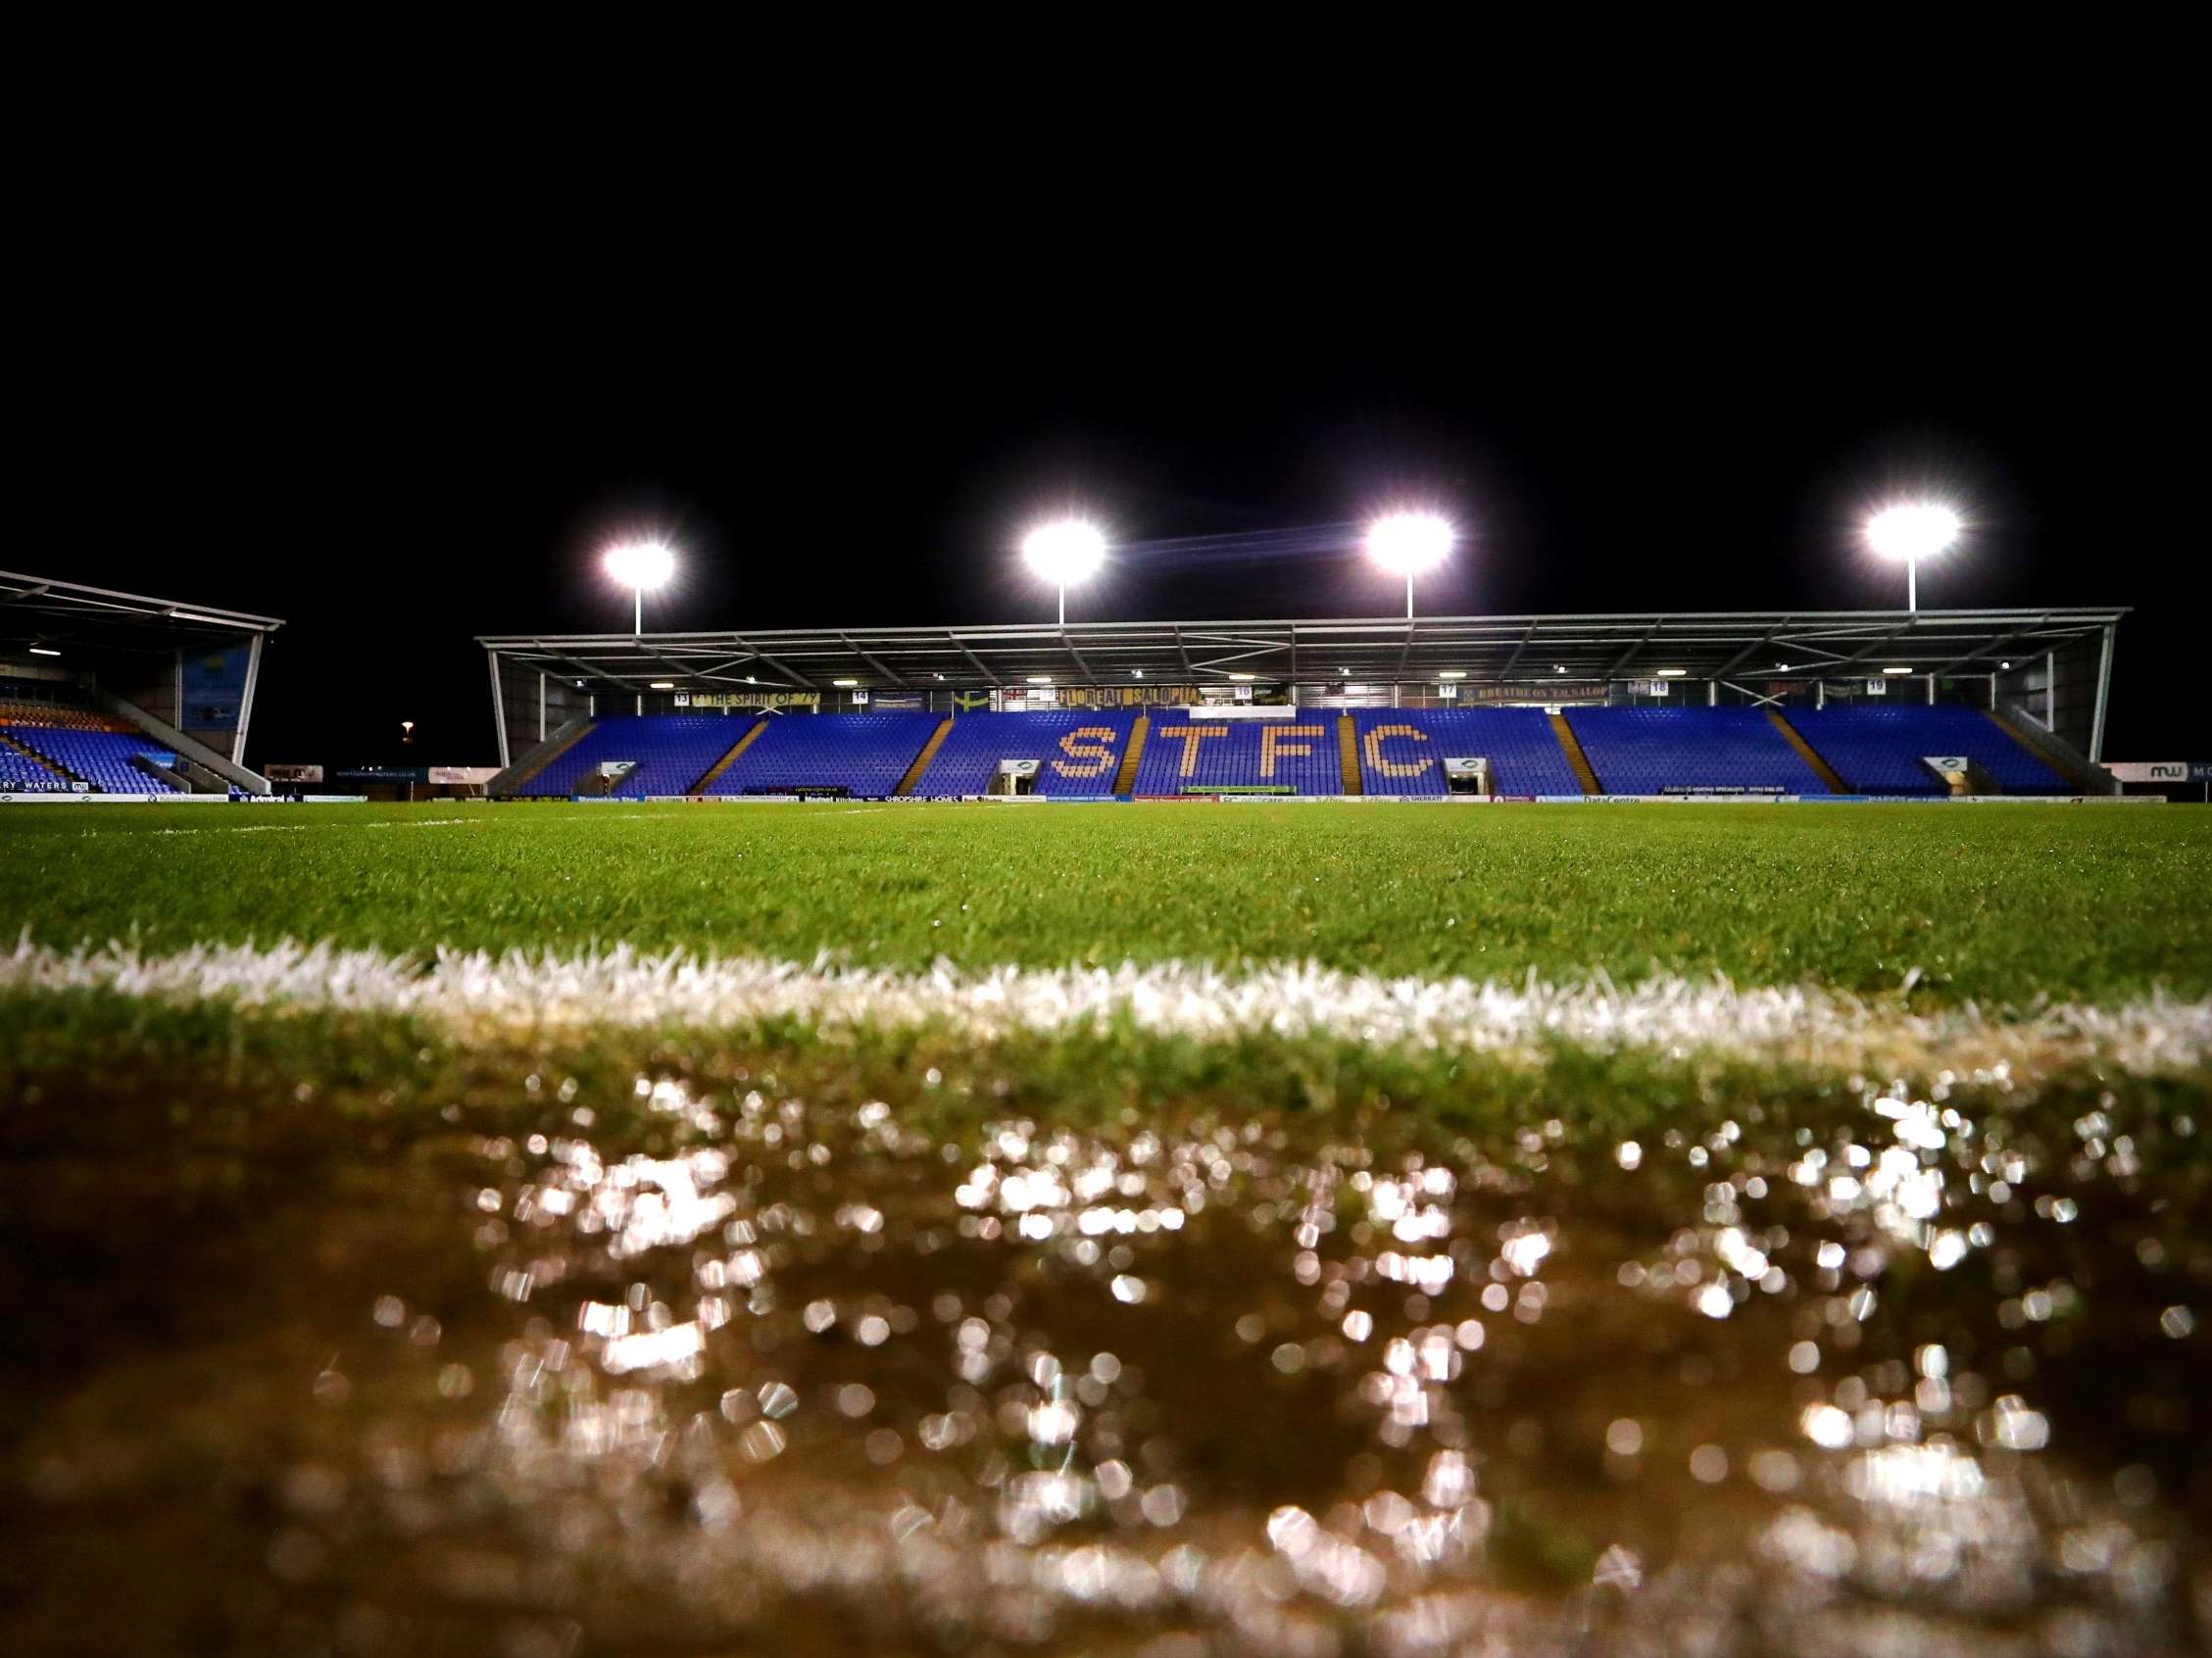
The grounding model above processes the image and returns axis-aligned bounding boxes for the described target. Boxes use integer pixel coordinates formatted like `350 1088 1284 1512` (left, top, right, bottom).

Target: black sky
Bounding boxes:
30 59 2199 764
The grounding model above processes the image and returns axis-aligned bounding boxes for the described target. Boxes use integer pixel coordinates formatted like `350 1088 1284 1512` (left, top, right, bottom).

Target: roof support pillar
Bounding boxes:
236 632 265 763
2091 625 2115 761
487 648 510 769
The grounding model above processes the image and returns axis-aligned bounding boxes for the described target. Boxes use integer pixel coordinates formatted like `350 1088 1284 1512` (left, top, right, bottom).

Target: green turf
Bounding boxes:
4 799 2209 1002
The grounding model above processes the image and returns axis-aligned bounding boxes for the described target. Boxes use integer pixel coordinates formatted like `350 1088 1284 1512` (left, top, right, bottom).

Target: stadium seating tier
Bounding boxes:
910 710 1139 797
1131 710 1344 796
519 715 759 799
1789 706 2070 795
704 712 941 798
3 725 182 793
1351 707 1583 797
1565 707 1831 796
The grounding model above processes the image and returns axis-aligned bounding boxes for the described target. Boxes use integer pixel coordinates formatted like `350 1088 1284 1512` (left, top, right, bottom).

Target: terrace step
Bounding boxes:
1112 713 1150 794
1766 710 1847 793
1548 712 1600 795
691 718 768 795
895 717 955 797
1337 714 1362 795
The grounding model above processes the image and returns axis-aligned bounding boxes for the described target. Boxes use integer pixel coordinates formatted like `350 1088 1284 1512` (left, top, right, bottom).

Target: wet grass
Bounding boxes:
3 799 2210 1003
3 997 2208 1653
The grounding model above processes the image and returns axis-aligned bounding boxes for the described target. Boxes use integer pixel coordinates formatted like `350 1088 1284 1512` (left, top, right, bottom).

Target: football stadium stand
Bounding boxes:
1 705 183 794
1789 706 2070 795
1567 707 1832 796
517 715 754 799
1352 707 1585 797
490 703 2104 801
1131 710 1344 795
909 710 1139 797
0 740 69 792
704 712 940 798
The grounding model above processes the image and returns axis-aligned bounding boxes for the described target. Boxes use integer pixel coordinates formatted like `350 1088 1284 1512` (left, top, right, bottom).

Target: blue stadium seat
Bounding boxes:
1566 707 1830 796
3 725 181 793
520 715 756 798
704 712 940 798
1352 707 1582 796
1790 706 2070 795
910 710 1139 796
1 745 70 791
1131 710 1342 795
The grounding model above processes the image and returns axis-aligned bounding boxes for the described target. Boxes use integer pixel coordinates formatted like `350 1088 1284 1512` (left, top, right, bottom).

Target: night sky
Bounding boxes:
42 136 2196 766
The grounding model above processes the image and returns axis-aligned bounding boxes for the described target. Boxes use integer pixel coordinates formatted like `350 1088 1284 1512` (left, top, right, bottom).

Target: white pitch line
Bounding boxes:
3 939 2208 1080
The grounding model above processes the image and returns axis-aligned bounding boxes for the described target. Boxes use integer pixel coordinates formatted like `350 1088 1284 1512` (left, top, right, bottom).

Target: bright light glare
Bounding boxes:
605 541 676 590
1021 520 1106 584
1365 512 1455 574
1865 504 1960 562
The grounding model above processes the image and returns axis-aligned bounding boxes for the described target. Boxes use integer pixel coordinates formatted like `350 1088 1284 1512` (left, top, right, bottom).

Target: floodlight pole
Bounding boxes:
1406 574 1416 620
1907 560 1918 613
1058 583 1066 627
634 588 644 635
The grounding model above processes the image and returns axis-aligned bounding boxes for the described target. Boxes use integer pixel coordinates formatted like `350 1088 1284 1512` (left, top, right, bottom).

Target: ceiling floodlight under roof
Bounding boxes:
27 646 60 657
649 681 674 689
1655 668 1689 677
832 678 860 687
1438 670 1467 680
1026 675 1055 685
1883 665 1913 674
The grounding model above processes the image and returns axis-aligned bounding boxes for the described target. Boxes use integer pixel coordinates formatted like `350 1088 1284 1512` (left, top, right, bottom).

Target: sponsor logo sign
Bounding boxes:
676 691 820 709
2107 760 2212 783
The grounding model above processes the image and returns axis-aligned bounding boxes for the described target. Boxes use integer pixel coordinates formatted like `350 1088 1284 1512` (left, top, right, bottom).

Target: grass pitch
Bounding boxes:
4 799 2210 1655
3 799 2208 1002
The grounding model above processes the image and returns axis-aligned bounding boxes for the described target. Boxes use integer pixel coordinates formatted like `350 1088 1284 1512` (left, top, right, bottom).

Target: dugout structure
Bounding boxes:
481 608 2124 778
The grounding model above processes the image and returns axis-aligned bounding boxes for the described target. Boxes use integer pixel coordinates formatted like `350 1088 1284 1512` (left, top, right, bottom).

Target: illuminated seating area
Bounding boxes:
519 715 755 798
910 710 1139 797
705 712 940 798
1352 707 1583 796
1130 710 1342 795
1790 706 2069 795
1 744 70 791
1565 707 1831 796
502 703 2084 801
2 724 182 793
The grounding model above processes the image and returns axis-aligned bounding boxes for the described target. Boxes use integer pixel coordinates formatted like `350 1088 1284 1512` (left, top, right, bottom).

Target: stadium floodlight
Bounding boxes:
604 540 676 633
1864 504 1960 611
649 680 675 690
1882 665 1912 675
832 678 860 688
1365 512 1455 618
27 645 60 657
1655 667 1688 677
1021 519 1107 625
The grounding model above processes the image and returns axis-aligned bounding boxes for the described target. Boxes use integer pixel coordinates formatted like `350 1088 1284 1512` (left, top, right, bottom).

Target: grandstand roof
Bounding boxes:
1 570 285 660
479 608 2126 693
